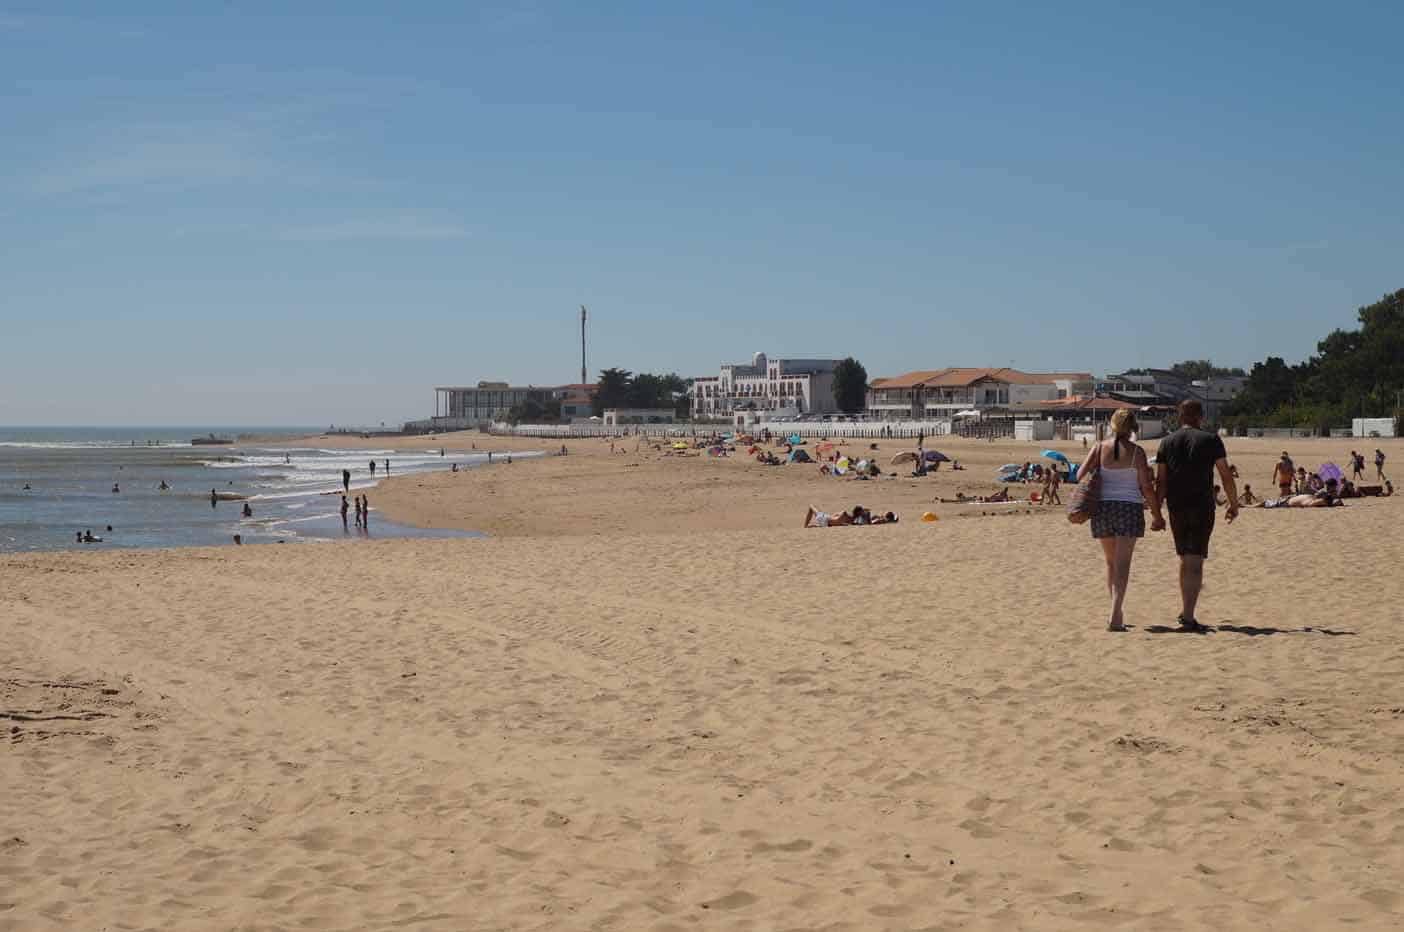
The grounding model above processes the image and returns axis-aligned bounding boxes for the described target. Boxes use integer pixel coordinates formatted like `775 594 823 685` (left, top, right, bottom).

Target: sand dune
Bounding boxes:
3 435 1402 930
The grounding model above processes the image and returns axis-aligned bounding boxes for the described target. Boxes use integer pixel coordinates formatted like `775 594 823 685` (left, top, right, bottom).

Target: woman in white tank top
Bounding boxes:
1076 409 1166 631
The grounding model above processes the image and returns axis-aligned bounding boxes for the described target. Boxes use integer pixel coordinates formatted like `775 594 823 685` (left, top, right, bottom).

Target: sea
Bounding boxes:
0 427 524 553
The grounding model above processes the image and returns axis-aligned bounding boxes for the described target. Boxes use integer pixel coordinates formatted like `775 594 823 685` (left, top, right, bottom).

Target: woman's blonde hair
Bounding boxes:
1109 408 1138 437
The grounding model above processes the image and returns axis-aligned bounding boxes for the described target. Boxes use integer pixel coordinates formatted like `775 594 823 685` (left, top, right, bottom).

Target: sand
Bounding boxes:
4 435 1403 930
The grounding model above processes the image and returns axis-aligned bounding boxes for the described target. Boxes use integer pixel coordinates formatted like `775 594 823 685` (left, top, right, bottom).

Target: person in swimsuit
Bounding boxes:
1272 453 1295 499
340 495 350 530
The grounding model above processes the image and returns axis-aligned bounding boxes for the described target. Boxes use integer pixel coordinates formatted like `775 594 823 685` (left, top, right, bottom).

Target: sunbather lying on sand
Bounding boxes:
1260 492 1343 509
804 506 897 527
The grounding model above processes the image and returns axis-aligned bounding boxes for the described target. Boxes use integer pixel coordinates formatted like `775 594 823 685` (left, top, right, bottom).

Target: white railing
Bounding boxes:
483 419 960 440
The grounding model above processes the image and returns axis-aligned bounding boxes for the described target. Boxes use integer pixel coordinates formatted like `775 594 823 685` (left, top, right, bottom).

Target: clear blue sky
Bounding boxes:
3 2 1401 426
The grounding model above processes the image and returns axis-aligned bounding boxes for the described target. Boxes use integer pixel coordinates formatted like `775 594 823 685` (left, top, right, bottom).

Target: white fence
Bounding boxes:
487 420 959 440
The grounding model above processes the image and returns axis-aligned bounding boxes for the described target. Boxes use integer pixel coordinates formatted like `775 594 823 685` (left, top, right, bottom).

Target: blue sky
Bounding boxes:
3 2 1401 426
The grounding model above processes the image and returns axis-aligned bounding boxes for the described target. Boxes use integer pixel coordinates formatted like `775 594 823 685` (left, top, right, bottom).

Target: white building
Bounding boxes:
432 382 549 427
690 353 843 420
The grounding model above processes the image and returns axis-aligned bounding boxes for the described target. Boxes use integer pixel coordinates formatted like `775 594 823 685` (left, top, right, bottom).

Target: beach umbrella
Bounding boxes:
1317 462 1344 483
788 434 803 446
891 451 918 466
998 463 1020 473
923 450 949 462
1041 449 1070 464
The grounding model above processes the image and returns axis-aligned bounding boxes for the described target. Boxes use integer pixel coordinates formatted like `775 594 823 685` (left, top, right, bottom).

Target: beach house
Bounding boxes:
865 369 1093 421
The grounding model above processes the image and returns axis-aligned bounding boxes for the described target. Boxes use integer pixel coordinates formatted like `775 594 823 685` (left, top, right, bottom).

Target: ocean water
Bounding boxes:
0 427 523 553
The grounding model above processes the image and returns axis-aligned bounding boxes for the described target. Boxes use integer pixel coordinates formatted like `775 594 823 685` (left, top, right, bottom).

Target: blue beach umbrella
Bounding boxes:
1041 449 1070 464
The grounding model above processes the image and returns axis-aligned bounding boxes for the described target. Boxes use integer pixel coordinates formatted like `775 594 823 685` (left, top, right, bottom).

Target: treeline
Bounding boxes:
592 368 690 417
1223 288 1404 431
505 368 692 424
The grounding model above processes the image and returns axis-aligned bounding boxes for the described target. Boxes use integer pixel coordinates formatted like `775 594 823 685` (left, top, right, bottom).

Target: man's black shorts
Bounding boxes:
1169 506 1216 557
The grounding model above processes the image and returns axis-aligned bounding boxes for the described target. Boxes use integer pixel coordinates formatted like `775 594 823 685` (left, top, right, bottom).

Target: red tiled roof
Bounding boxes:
1039 396 1134 411
872 367 1053 389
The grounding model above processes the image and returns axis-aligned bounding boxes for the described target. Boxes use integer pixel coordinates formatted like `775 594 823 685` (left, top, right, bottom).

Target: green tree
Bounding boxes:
506 396 544 425
1169 360 1247 381
592 368 633 415
831 357 868 414
1225 288 1404 429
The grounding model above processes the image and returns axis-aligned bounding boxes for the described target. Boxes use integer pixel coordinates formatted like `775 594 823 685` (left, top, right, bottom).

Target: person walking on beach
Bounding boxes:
383 459 389 475
353 496 362 528
360 495 370 530
1156 400 1238 630
210 488 218 509
1272 453 1295 500
1351 450 1365 481
1376 448 1387 481
1078 409 1164 631
369 460 376 476
340 494 350 530
342 469 351 492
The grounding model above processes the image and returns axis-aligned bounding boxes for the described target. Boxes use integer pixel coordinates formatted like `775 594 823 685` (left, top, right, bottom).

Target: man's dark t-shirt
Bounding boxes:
1157 428 1226 511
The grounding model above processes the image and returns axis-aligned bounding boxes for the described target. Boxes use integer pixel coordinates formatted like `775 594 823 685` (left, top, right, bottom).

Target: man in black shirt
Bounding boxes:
1156 400 1238 629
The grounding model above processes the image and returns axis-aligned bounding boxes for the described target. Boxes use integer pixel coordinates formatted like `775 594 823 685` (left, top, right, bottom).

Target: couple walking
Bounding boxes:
1079 399 1238 631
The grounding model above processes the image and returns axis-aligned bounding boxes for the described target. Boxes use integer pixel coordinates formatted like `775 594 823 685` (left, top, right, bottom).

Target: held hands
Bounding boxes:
1150 513 1167 532
1224 502 1240 524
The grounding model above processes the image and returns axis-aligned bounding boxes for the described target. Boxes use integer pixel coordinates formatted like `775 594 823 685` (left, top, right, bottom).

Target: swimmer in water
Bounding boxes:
158 480 169 491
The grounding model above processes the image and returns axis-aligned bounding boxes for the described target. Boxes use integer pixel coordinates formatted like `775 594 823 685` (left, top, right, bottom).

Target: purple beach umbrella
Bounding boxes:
1317 462 1344 483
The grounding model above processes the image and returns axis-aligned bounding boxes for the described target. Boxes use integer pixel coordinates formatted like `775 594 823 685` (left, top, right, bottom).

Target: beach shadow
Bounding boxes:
1216 623 1356 637
1143 622 1357 637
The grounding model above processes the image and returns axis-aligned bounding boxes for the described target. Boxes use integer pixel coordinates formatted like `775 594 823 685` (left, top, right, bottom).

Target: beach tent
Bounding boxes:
1041 449 1070 465
924 450 949 463
998 463 1020 474
891 451 918 466
788 434 804 446
787 448 812 464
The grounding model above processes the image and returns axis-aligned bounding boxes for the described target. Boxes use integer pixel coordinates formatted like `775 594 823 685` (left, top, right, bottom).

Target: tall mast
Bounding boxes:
580 305 588 385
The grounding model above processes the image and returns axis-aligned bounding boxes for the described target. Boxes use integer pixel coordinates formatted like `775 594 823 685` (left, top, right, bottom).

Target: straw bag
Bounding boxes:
1067 448 1102 524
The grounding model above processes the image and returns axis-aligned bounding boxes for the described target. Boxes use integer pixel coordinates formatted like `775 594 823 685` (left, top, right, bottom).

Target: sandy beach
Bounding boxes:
4 434 1403 930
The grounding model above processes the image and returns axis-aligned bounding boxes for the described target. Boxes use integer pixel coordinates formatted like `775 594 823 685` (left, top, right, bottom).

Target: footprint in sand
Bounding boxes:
700 891 757 910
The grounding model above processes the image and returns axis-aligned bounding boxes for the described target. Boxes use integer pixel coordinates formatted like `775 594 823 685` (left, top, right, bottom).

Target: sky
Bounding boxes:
2 1 1402 426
